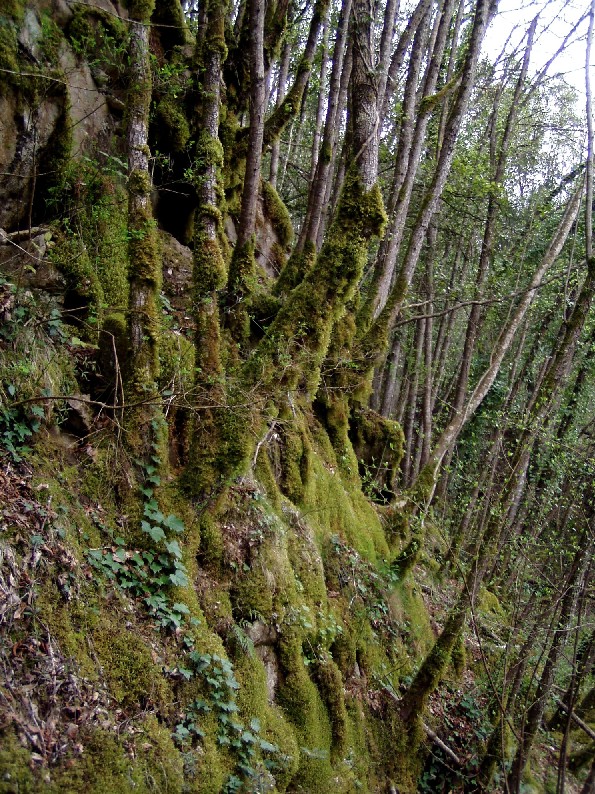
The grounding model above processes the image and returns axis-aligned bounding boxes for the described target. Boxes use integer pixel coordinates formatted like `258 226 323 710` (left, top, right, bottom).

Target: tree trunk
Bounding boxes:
126 4 161 395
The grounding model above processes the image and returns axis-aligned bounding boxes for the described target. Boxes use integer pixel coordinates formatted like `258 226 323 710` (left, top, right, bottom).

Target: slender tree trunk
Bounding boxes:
237 0 266 248
416 183 583 491
360 0 497 369
433 19 538 442
296 0 352 255
269 40 291 187
126 1 162 404
380 0 433 120
508 542 591 793
183 0 229 494
226 0 266 341
420 226 436 469
309 15 330 183
263 0 330 146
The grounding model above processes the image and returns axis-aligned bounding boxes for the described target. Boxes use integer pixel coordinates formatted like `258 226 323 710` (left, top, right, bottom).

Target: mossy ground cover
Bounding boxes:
0 387 436 793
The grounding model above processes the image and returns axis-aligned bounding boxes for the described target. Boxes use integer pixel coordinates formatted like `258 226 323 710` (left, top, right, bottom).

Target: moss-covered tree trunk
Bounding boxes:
225 0 266 342
126 1 161 395
183 0 230 495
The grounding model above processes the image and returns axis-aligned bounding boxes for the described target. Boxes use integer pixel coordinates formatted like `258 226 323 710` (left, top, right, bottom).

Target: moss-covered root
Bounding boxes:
399 600 467 724
180 399 254 500
314 656 348 762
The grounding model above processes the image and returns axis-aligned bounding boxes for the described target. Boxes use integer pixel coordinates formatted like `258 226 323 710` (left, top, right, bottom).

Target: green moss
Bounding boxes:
159 329 195 398
390 579 434 659
451 634 466 677
98 311 128 386
127 0 156 23
399 604 466 724
51 231 104 333
274 240 317 295
278 424 307 503
253 447 282 509
48 159 129 317
127 196 162 388
248 287 281 340
478 586 504 616
92 621 171 710
0 16 19 91
276 635 335 791
303 443 389 563
48 728 150 792
136 716 185 792
181 398 255 499
181 735 229 794
156 97 191 152
367 703 420 793
67 5 128 74
314 656 347 760
262 180 294 249
92 180 129 311
349 408 404 499
194 229 227 293
152 0 191 47
231 564 274 621
0 729 35 793
391 463 438 578
234 653 299 791
0 0 28 95
247 171 386 396
37 13 63 65
226 239 257 344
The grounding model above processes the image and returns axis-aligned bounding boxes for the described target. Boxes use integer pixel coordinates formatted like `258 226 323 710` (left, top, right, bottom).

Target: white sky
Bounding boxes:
483 0 593 99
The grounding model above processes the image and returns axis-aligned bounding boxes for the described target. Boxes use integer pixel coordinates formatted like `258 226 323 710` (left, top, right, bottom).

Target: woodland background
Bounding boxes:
0 0 594 790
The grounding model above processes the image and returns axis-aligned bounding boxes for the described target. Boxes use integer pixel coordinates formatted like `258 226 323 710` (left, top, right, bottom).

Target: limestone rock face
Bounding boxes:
245 621 280 702
0 92 64 231
0 228 66 294
0 0 125 232
160 229 193 312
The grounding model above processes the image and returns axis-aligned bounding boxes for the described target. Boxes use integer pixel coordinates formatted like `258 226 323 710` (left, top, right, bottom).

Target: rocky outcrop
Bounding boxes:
0 0 124 232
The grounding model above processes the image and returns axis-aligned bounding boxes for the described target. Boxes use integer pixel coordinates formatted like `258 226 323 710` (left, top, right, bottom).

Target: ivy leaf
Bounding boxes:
169 569 189 587
165 539 183 559
144 499 159 515
172 602 190 614
146 525 166 542
259 739 278 753
164 514 185 533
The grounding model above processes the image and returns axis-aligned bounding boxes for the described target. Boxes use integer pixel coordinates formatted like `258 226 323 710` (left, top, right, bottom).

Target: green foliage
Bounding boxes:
88 439 195 636
0 277 77 459
47 157 130 316
175 653 283 791
67 5 128 78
